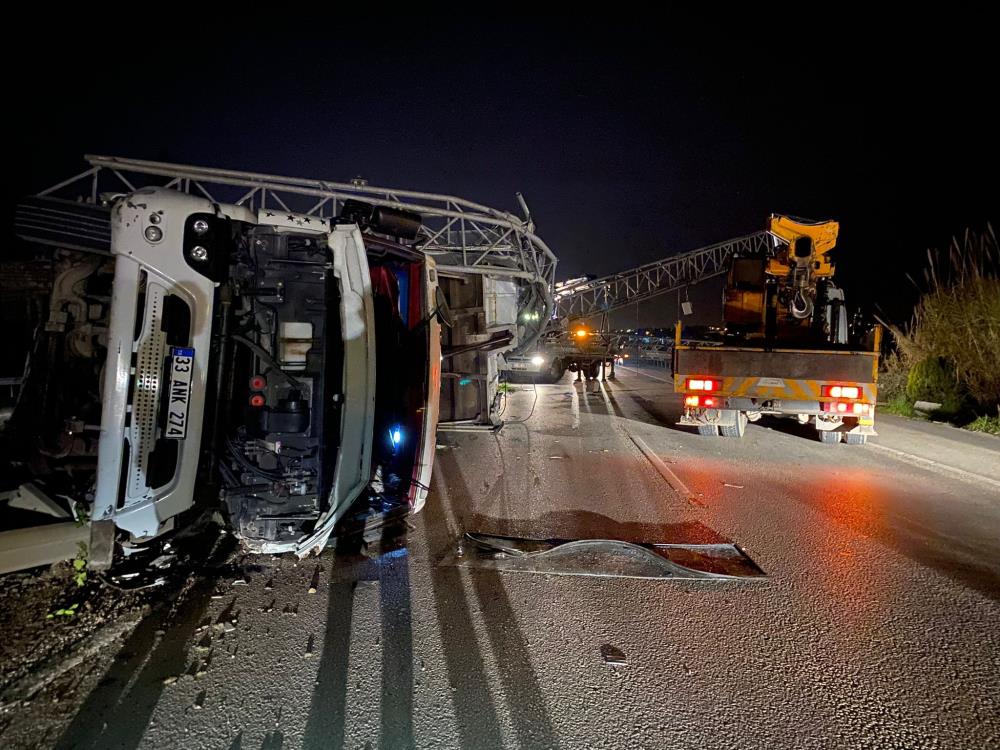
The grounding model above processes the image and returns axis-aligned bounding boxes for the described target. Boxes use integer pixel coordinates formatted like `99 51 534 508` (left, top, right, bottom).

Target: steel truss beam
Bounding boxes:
33 155 557 328
554 231 773 319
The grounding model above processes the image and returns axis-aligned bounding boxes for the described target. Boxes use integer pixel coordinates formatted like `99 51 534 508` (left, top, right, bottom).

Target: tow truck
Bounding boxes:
673 215 881 443
503 318 619 383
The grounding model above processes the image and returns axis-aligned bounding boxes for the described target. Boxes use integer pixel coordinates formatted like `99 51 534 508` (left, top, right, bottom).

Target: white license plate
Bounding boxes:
508 361 529 371
165 347 195 439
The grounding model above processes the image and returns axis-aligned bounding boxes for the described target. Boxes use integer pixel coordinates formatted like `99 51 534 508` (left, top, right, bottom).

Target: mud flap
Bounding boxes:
439 533 766 580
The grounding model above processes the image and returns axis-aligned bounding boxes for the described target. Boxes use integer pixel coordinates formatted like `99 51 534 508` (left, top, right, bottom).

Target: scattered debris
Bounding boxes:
308 565 321 594
162 675 178 686
305 634 315 658
193 690 206 710
600 644 627 667
548 456 564 460
723 483 744 489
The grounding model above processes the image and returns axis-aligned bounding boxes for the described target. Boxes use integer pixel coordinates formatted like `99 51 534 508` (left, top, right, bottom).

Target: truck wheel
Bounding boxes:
845 433 868 445
720 412 747 438
818 430 842 444
697 424 720 437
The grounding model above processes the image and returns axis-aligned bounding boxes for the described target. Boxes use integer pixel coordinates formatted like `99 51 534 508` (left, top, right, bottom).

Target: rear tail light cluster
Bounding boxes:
823 401 870 415
686 378 719 392
822 384 860 399
685 395 718 408
821 383 868 416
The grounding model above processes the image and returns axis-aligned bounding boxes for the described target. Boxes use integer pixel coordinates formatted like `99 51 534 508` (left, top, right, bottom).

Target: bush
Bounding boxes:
877 350 909 403
905 357 967 417
887 225 1000 414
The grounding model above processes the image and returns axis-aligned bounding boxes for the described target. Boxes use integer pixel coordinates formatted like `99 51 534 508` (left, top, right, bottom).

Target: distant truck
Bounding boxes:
503 320 618 383
673 215 880 444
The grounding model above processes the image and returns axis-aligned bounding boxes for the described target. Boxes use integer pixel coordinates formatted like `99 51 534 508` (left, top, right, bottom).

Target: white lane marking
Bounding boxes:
868 442 1000 490
570 385 580 429
599 381 615 415
628 432 697 502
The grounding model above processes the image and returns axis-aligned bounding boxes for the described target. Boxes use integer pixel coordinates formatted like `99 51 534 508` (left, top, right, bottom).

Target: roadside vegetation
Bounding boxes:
878 225 999 434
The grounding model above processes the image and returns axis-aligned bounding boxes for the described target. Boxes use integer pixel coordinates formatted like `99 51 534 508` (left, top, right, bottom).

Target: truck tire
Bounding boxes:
818 430 842 444
845 433 868 445
720 412 747 438
697 424 720 437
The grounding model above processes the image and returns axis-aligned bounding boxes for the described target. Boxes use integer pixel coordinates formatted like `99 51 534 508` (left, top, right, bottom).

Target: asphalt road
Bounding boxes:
4 367 999 749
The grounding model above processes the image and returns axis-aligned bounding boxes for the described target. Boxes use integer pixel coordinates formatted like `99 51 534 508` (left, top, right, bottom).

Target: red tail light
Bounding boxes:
249 393 266 408
822 384 860 399
249 375 267 391
685 395 718 408
686 378 719 392
822 401 869 415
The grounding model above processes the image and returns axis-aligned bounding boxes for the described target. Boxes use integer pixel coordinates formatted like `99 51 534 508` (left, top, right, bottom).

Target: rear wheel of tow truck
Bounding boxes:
844 433 868 445
720 411 748 438
697 424 720 437
818 430 842 444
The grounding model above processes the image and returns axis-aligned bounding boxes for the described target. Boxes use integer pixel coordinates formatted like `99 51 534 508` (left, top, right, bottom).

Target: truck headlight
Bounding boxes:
531 355 545 366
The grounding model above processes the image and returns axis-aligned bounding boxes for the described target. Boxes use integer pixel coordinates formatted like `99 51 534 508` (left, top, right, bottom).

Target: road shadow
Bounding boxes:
755 415 826 443
301 568 357 750
53 536 237 750
301 512 416 749
426 449 561 749
378 525 414 750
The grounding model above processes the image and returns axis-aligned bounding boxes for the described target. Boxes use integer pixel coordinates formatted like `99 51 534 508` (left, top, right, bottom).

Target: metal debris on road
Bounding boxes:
723 483 745 489
441 532 766 580
601 644 627 666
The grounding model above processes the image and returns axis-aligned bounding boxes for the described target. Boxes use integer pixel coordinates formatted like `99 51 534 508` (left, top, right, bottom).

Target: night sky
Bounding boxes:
9 22 996 325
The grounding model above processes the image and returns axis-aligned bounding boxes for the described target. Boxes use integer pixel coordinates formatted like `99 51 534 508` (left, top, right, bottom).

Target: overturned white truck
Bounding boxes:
9 157 556 570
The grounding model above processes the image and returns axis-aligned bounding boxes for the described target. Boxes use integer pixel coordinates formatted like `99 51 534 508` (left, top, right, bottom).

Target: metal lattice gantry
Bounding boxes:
553 231 773 319
27 154 558 317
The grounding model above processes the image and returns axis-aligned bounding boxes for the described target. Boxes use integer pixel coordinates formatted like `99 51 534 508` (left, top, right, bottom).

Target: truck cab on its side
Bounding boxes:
90 188 441 567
